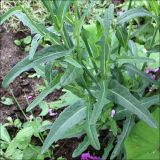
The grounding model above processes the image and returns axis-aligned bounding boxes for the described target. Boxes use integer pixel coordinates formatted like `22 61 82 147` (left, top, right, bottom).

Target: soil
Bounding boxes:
0 28 112 160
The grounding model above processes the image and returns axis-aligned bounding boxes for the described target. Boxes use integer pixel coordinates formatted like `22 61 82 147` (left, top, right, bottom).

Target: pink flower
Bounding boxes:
28 95 33 101
48 109 57 116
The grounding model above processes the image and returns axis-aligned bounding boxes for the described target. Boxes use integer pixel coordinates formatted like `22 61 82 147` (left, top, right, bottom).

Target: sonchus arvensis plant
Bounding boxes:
1 0 160 159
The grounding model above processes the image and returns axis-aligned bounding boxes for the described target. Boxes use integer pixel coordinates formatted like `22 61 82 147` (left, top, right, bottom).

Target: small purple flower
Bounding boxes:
81 152 91 160
149 74 156 80
81 152 102 160
28 95 33 101
48 109 57 116
111 109 116 118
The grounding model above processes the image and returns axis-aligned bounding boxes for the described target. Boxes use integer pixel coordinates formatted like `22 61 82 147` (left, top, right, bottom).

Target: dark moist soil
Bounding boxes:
0 29 111 160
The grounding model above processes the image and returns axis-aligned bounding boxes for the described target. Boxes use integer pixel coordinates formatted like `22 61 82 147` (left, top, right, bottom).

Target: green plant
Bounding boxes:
14 35 32 51
1 97 14 106
1 0 160 159
0 118 52 160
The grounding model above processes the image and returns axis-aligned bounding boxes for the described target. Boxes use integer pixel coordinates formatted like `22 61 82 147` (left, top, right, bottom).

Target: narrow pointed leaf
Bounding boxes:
0 6 21 25
118 7 154 24
111 116 135 159
60 64 83 86
91 81 110 124
29 34 42 60
41 101 86 153
116 26 128 51
2 46 73 88
57 0 72 26
103 4 114 33
86 124 100 150
118 56 155 65
72 136 90 158
97 36 110 78
64 57 82 68
141 95 160 108
108 80 157 128
86 101 100 150
115 95 160 119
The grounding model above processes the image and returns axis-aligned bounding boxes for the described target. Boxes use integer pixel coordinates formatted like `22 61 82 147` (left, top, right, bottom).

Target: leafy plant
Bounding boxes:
125 107 160 160
0 118 51 160
1 97 14 106
1 0 159 159
14 35 32 51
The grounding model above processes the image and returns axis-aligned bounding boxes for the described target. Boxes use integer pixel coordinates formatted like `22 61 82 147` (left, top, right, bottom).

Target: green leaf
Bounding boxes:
147 45 160 54
118 7 154 24
91 81 110 124
81 29 99 74
29 34 42 60
60 64 83 86
118 56 155 65
97 36 110 78
0 6 21 25
26 75 60 111
57 0 72 27
72 136 90 158
86 100 100 150
41 101 86 153
102 137 114 160
115 95 160 120
125 107 160 160
148 0 160 16
2 45 73 88
86 124 100 150
23 36 32 44
141 95 160 109
6 126 34 157
0 124 11 142
108 80 157 128
116 26 128 51
14 39 21 46
0 6 59 44
49 89 81 109
64 57 82 68
45 62 53 84
109 118 118 136
103 4 114 33
110 116 135 159
39 101 49 116
1 97 14 106
123 64 156 83
128 40 138 56
63 121 85 139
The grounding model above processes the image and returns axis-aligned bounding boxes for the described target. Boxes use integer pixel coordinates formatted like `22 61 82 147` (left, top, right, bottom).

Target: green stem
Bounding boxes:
128 0 133 10
142 27 158 70
10 89 28 120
